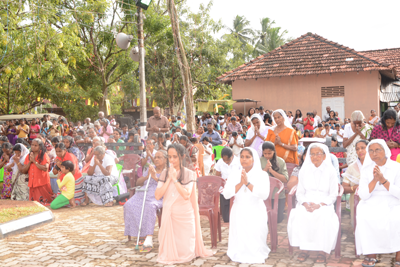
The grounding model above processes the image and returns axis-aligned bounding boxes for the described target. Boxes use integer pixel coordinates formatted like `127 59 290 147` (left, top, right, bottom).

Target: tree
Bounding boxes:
226 15 254 46
253 17 291 57
167 0 196 132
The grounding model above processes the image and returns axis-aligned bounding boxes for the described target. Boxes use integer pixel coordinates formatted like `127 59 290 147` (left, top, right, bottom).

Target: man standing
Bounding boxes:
313 110 322 128
200 123 222 146
96 112 110 124
146 107 169 138
323 106 331 121
40 115 53 130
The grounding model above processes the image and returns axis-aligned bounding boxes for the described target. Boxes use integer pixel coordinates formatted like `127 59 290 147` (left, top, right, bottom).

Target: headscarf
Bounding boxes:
9 144 29 173
247 114 269 157
242 147 263 175
361 139 391 174
299 143 336 180
271 109 293 130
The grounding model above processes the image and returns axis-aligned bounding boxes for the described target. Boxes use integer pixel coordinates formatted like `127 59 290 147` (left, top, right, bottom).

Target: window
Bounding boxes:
321 86 344 98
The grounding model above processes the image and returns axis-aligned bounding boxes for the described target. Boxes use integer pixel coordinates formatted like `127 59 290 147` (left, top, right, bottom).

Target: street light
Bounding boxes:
116 8 147 139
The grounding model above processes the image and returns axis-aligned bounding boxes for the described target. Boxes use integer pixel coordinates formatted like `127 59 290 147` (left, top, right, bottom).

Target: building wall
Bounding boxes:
232 71 381 119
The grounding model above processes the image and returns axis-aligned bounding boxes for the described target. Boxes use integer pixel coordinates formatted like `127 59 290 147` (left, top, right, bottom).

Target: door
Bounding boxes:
322 97 345 121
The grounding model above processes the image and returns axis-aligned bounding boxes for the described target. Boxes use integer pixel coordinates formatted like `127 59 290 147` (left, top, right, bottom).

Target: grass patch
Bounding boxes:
0 206 47 224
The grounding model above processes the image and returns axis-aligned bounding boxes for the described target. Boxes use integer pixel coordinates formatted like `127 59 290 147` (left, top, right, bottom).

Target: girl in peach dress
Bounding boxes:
155 143 213 264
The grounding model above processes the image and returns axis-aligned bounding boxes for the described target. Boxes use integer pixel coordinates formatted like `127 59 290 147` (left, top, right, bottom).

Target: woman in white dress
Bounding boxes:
287 143 339 263
202 137 213 175
223 147 270 264
244 114 269 157
355 139 400 267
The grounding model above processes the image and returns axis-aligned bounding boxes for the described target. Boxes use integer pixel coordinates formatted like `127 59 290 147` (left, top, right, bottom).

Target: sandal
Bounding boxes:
297 252 309 262
140 245 153 253
361 258 379 267
316 254 326 263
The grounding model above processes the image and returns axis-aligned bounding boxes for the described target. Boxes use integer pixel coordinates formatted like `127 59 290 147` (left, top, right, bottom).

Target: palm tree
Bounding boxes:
253 17 290 57
226 15 254 45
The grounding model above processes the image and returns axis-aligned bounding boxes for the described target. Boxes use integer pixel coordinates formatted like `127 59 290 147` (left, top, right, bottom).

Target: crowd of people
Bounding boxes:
1 105 400 266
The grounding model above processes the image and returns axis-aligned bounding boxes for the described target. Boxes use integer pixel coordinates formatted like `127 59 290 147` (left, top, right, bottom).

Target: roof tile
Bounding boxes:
217 33 398 82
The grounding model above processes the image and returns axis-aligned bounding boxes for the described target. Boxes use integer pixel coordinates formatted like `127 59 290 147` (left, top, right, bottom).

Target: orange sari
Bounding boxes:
157 168 212 264
194 144 205 176
265 128 299 164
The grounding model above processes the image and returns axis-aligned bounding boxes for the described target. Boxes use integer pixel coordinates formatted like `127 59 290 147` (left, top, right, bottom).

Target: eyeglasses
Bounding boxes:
310 153 324 157
368 148 383 154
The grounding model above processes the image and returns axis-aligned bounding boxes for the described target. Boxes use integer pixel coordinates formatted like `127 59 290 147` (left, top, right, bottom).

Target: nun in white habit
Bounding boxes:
222 147 270 263
355 139 400 267
287 143 339 263
244 114 270 157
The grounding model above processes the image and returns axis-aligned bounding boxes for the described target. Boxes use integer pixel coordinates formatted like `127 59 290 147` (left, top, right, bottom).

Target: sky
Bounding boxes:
186 0 400 51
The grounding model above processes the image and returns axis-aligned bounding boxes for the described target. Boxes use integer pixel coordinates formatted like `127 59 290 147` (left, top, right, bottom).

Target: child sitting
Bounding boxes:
50 160 76 209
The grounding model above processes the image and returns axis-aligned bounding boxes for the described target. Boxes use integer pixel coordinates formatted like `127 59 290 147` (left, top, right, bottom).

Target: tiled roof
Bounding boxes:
361 48 400 79
217 33 397 83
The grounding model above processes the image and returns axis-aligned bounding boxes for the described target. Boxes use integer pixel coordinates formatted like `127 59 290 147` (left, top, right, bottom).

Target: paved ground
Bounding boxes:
0 203 396 267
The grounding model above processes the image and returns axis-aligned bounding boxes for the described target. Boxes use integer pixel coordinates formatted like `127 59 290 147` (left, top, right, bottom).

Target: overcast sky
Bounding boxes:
186 0 400 51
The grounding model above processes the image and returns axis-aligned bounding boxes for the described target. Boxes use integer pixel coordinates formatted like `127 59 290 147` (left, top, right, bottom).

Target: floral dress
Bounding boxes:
0 156 13 199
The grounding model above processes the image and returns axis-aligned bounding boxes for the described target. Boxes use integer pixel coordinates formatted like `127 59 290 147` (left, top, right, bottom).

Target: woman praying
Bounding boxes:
370 109 400 161
63 136 84 170
124 150 166 252
82 146 119 207
261 141 288 223
287 143 339 263
343 110 373 165
245 114 269 157
266 109 299 164
155 143 212 264
293 109 304 134
355 139 400 267
341 140 368 227
53 143 85 206
21 138 54 205
223 147 270 263
9 144 30 200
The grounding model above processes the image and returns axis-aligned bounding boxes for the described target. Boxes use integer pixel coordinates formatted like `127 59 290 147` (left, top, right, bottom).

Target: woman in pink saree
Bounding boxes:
155 143 213 264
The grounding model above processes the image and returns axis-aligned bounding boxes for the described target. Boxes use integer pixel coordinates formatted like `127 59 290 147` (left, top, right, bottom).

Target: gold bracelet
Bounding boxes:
351 186 354 192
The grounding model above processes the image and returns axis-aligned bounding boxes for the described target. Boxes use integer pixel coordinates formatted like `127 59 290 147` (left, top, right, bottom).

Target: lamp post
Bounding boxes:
116 1 152 139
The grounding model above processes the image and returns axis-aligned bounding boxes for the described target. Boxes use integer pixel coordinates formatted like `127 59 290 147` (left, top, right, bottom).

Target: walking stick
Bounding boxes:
134 167 153 250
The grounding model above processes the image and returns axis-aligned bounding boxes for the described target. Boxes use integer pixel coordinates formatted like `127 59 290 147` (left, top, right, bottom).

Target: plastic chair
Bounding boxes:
285 163 298 194
113 164 124 196
213 146 225 162
228 177 284 253
119 154 141 198
287 183 344 258
198 176 226 249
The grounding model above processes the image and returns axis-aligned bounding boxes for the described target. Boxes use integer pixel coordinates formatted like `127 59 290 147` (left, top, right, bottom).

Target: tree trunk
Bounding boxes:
167 0 195 133
98 84 108 115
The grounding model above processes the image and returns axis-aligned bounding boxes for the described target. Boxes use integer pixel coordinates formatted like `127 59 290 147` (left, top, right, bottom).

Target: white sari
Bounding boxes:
287 143 339 254
246 114 269 157
223 147 270 263
355 139 400 255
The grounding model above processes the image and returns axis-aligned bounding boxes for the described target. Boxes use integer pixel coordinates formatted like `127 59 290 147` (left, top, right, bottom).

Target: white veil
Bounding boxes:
271 109 293 130
247 114 269 157
298 143 335 179
8 144 29 173
361 139 391 174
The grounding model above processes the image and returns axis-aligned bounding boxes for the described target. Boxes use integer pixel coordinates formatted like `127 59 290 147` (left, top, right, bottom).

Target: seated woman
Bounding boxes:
63 136 84 170
260 141 288 223
245 114 269 157
53 143 84 206
223 147 270 263
21 138 55 205
355 139 400 267
287 143 339 263
124 150 166 252
0 143 14 199
341 140 368 228
302 130 311 138
9 144 30 201
331 136 347 173
266 109 299 164
155 143 212 264
82 146 119 207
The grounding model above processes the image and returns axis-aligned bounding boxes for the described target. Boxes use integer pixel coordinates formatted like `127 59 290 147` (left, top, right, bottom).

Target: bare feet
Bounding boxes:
104 202 114 207
81 198 90 206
